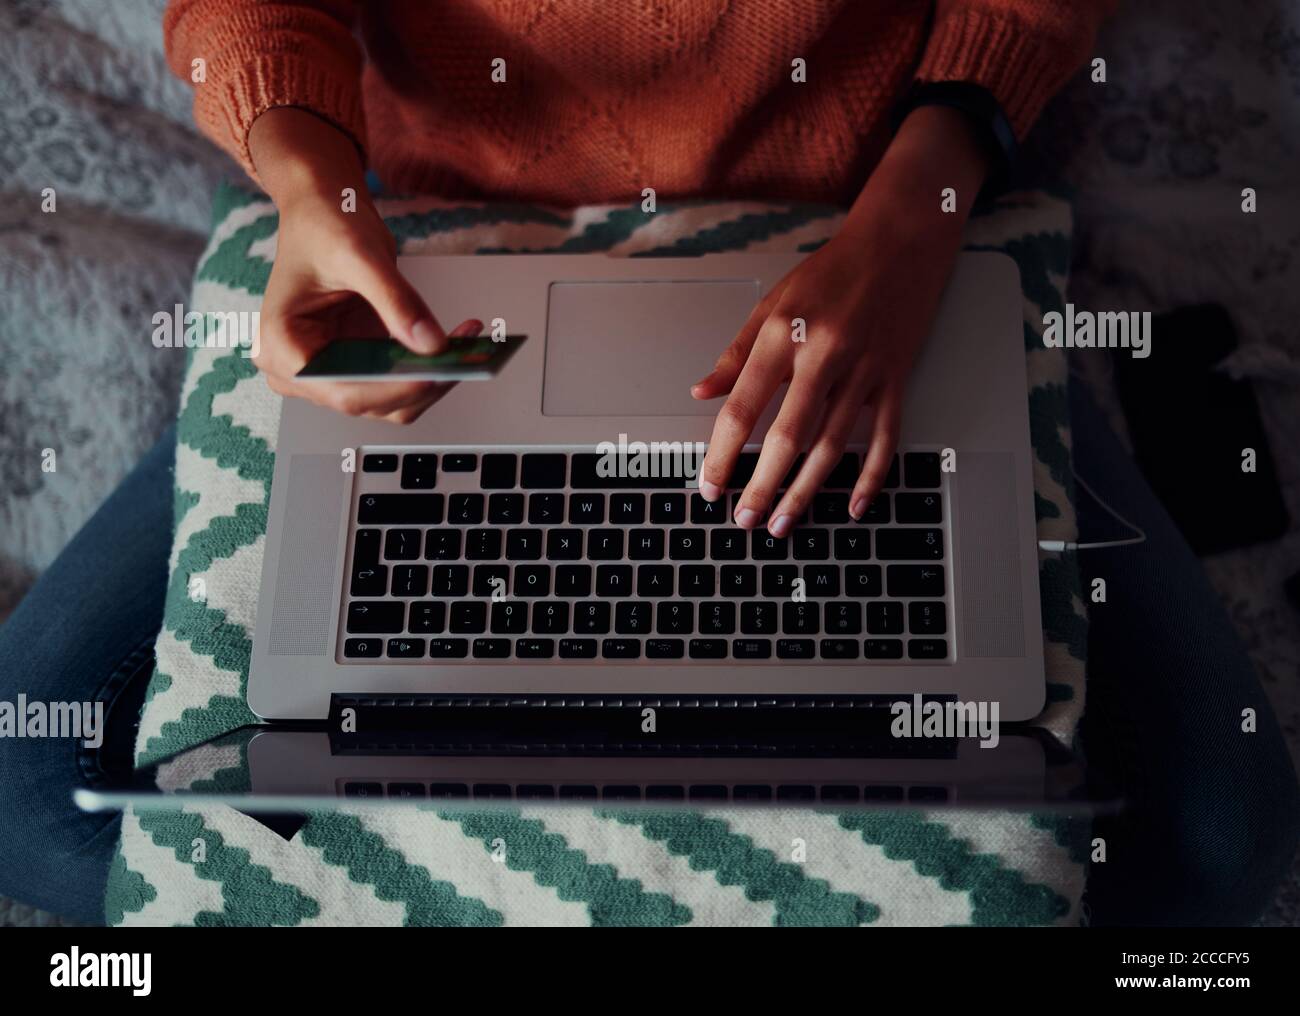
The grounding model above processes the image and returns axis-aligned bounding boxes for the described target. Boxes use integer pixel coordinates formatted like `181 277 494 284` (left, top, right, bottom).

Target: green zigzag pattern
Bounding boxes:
829 810 1070 926
445 807 692 926
300 813 502 926
600 809 880 926
137 810 320 926
104 845 158 926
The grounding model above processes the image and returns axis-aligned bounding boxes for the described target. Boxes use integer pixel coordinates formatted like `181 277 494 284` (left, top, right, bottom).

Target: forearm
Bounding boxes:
248 107 369 213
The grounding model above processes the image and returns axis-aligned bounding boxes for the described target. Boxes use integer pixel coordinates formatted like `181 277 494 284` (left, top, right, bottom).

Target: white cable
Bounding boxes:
1037 470 1147 553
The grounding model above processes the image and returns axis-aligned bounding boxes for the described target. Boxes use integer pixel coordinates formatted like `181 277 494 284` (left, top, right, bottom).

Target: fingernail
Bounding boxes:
735 507 760 529
410 319 442 353
699 480 722 502
769 514 793 539
850 497 867 520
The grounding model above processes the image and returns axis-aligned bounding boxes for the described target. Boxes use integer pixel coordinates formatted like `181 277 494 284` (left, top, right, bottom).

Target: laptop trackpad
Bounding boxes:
542 279 760 416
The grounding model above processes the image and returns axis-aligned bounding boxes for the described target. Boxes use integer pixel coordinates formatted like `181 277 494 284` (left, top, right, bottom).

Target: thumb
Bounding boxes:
349 253 447 354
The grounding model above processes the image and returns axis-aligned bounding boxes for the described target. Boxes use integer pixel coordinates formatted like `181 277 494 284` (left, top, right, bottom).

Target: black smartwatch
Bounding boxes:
891 81 1018 192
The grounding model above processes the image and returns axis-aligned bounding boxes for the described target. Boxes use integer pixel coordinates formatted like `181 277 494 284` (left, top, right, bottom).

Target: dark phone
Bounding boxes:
1113 304 1288 554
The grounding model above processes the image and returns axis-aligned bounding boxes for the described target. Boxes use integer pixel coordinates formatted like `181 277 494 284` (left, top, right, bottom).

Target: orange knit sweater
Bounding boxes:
164 0 1112 206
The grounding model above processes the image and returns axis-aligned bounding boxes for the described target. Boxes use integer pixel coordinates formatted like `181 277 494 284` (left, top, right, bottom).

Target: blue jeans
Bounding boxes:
1 390 1296 925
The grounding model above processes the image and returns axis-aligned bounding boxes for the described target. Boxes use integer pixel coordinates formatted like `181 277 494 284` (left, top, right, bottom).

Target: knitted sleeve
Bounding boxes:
914 0 1118 140
163 0 365 179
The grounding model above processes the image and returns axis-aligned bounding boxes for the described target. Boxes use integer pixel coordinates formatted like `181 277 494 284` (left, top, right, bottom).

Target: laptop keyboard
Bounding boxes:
339 448 951 664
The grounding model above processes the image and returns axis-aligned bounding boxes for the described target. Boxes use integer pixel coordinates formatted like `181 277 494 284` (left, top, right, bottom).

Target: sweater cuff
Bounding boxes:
193 51 367 181
914 8 1071 142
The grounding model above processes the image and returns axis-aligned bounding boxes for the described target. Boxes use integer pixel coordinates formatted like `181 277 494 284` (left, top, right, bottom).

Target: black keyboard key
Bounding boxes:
615 601 652 634
862 786 906 802
386 637 425 658
442 453 477 472
857 494 890 525
650 493 686 524
546 529 583 560
428 638 469 658
821 785 860 802
344 783 383 799
691 494 727 525
734 784 774 801
488 493 525 524
669 528 706 560
875 528 943 561
761 565 798 598
846 565 883 597
383 528 421 561
776 639 815 659
908 639 948 660
388 783 425 799
391 564 429 597
432 564 469 597
427 783 469 798
516 784 556 800
353 528 381 568
362 453 398 473
865 638 904 659
528 493 565 524
895 492 943 524
559 638 597 658
587 529 624 560
710 530 746 560
574 601 611 634
803 565 840 597
904 452 942 488
350 564 388 597
833 529 871 560
602 638 641 659
473 638 511 658
568 494 605 524
559 785 599 800
505 529 544 561
555 565 592 597
825 453 859 489
358 493 444 525
741 601 777 634
793 528 829 560
729 452 760 487
408 601 445 634
656 601 694 635
400 453 438 489
782 602 819 635
679 565 715 597
908 601 946 635
886 565 945 597
637 565 674 597
450 601 487 633
628 529 665 560
721 565 757 597
449 493 484 524
609 494 646 524
514 564 551 596
752 531 788 560
867 602 904 634
516 638 555 659
646 638 684 659
733 639 772 659
521 453 566 488
343 637 383 657
819 638 859 659
884 455 900 488
570 454 684 489
465 529 503 560
596 564 634 597
491 601 528 634
824 601 861 634
702 600 733 631
532 601 569 634
689 638 728 659
472 564 509 598
812 493 849 524
481 453 517 489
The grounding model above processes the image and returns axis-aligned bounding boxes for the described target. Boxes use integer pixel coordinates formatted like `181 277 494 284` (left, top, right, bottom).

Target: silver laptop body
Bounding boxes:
249 251 1045 721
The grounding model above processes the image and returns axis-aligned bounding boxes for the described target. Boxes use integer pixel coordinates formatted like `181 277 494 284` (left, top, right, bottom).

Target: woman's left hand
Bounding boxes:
692 105 990 537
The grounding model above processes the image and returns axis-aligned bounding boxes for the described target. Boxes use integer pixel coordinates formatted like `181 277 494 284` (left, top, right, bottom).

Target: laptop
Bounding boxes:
248 251 1045 725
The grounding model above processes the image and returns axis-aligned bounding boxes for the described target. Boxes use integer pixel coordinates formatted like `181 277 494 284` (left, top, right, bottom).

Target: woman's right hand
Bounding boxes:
248 108 480 423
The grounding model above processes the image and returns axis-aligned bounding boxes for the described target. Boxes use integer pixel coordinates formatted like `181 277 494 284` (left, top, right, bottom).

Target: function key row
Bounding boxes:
343 635 948 661
359 451 945 492
342 781 947 803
